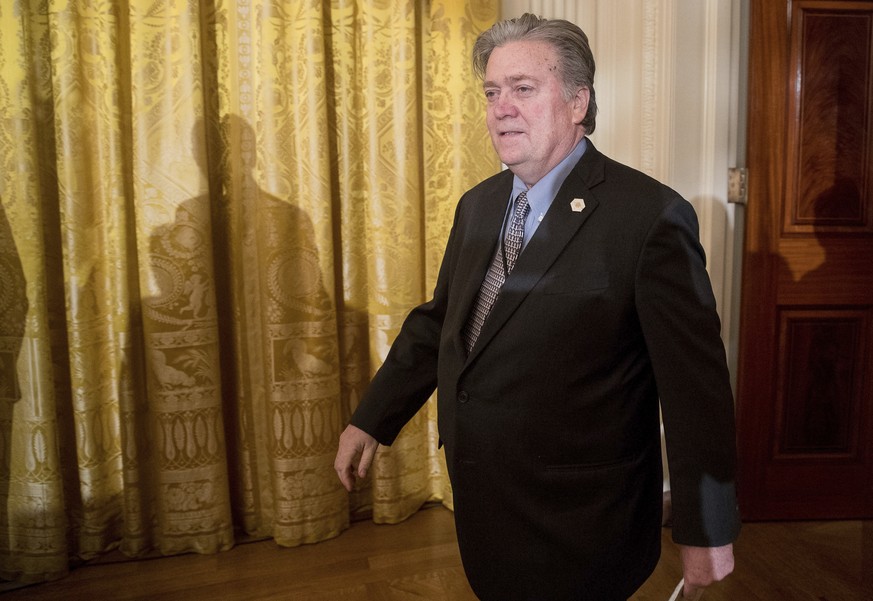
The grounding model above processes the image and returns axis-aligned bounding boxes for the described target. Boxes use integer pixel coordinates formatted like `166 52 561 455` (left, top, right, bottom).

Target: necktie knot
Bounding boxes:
503 191 530 276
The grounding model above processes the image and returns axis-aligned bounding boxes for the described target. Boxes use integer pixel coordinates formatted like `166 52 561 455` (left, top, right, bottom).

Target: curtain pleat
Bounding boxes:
0 0 498 585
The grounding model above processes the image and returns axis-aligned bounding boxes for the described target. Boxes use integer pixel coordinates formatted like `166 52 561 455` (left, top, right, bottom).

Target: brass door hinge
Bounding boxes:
728 167 748 205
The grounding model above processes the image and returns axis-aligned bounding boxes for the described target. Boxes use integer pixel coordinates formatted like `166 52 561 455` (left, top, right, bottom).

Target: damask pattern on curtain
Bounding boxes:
0 0 498 584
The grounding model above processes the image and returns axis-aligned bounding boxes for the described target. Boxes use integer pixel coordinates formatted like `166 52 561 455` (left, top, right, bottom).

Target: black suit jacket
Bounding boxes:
352 141 741 600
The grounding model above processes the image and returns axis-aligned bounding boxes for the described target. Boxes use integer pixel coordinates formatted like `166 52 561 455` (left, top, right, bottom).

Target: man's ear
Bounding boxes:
572 87 590 125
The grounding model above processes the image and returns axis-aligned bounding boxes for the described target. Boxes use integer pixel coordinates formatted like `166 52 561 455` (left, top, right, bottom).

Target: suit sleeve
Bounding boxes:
635 196 741 547
349 199 463 446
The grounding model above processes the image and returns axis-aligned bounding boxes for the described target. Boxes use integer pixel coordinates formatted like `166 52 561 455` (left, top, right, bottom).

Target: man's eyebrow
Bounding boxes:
482 74 541 88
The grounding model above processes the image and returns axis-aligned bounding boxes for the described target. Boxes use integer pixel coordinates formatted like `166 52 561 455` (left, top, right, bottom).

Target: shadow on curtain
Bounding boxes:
0 0 498 586
0 195 28 580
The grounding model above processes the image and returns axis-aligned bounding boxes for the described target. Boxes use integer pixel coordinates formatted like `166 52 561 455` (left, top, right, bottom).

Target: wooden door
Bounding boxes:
736 0 873 520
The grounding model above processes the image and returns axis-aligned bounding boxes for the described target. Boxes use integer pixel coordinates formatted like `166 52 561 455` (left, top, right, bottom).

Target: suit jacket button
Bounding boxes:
458 391 469 403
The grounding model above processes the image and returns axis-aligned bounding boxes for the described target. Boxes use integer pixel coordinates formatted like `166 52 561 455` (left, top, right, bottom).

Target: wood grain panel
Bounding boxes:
785 6 873 233
775 311 866 456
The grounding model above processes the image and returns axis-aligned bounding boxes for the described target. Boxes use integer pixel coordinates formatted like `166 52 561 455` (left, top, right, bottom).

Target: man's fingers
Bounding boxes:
334 425 380 491
334 444 358 492
357 439 378 478
678 543 734 599
337 465 355 492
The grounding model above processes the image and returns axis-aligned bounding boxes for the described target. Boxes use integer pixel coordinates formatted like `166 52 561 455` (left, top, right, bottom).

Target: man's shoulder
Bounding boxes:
463 168 514 199
581 146 682 203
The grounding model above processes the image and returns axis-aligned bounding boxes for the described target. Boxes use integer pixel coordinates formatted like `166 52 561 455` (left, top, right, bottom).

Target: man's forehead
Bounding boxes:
484 42 558 77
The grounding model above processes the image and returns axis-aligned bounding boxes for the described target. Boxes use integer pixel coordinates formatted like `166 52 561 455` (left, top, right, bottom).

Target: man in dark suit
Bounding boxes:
335 13 740 600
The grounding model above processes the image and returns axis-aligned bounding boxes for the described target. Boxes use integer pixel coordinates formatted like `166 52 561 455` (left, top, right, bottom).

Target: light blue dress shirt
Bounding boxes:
509 138 588 250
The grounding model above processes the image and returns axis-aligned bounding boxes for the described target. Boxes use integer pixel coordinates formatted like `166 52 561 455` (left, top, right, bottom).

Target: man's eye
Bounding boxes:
484 90 498 101
517 86 532 95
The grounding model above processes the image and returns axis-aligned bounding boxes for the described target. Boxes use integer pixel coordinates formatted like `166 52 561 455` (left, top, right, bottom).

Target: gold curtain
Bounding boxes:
0 0 498 584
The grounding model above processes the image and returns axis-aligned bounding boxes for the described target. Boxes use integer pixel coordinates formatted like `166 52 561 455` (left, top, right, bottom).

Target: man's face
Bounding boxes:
483 40 589 187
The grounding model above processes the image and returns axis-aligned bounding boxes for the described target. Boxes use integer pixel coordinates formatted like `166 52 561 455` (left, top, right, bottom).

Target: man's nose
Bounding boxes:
492 94 517 118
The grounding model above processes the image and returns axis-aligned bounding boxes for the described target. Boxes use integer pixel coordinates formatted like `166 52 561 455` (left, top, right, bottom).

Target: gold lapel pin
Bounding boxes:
570 198 586 212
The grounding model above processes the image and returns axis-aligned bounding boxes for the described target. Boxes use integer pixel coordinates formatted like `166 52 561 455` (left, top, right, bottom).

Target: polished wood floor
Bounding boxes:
3 506 871 600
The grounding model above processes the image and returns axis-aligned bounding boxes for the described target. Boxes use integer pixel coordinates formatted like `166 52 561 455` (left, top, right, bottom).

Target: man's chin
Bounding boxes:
494 151 522 169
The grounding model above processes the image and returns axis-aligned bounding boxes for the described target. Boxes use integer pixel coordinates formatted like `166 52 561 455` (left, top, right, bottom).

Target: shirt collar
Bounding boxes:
511 138 588 218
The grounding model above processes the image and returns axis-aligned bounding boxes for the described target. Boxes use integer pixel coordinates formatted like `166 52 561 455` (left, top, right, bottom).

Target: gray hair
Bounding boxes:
472 13 598 134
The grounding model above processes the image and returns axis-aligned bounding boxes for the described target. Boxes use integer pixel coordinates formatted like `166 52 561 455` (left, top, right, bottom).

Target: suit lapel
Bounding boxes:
451 172 515 357
464 145 607 364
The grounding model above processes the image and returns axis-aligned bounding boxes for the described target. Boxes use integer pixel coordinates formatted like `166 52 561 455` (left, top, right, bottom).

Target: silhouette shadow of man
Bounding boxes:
784 176 862 452
143 114 348 540
0 194 29 560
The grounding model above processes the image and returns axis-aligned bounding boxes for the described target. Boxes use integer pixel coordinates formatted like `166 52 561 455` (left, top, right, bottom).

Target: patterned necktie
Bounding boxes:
463 191 530 353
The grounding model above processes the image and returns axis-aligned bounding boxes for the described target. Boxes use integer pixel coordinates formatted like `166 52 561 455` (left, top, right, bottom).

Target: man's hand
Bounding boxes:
334 424 379 492
679 543 734 599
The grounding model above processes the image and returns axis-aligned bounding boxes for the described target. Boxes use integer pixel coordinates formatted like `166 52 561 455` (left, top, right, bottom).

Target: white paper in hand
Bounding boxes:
667 579 684 601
